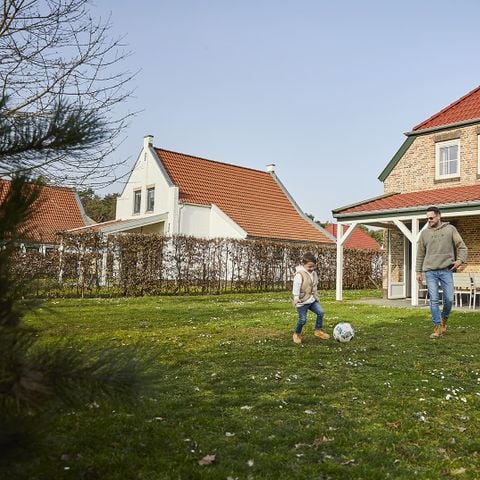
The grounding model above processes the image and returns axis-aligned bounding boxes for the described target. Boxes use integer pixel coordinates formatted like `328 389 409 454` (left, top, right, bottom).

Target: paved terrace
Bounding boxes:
350 297 477 311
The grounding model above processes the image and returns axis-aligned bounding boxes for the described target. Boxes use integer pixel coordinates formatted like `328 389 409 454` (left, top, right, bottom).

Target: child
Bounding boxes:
292 252 330 344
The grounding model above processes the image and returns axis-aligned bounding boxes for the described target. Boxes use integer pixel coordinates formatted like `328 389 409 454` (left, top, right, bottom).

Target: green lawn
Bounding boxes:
4 290 480 479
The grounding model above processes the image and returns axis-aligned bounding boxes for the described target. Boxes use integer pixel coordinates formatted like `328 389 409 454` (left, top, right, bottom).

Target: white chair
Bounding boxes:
470 273 480 308
418 278 443 305
418 280 429 304
453 272 473 308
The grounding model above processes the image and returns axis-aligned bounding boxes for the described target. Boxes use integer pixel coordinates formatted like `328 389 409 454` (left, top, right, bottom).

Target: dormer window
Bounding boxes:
435 139 460 179
133 189 141 214
146 187 155 212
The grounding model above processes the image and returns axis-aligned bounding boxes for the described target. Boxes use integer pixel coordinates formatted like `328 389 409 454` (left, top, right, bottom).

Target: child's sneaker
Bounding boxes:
314 329 330 340
440 317 448 334
293 333 302 344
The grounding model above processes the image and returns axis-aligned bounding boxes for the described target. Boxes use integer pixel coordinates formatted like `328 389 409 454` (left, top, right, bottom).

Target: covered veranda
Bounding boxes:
332 187 480 307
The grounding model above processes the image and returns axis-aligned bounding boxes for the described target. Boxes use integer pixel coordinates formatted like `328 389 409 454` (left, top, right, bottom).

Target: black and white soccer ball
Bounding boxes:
333 322 355 343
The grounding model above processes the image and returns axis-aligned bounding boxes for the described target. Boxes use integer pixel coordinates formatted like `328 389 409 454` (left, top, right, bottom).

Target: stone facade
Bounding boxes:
384 125 480 194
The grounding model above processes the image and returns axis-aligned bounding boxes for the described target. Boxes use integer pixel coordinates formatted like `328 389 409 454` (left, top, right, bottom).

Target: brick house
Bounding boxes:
73 135 334 244
332 85 480 304
0 178 91 252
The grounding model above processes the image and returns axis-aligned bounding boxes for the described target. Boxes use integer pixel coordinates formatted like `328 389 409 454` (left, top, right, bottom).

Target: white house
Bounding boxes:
81 135 334 244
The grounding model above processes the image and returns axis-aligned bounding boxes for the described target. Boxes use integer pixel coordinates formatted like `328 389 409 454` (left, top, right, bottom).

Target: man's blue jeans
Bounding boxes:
295 300 324 334
425 268 454 325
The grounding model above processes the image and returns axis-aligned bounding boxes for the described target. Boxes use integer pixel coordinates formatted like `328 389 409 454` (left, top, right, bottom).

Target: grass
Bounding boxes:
3 289 480 479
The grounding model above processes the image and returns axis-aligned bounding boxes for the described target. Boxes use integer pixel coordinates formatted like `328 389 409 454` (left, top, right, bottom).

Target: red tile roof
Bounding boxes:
413 85 480 131
155 148 333 243
0 179 87 243
325 223 381 250
334 184 480 216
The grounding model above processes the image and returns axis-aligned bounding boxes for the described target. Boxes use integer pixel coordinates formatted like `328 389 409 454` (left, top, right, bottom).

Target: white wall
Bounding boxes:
180 204 211 237
179 204 247 239
121 222 165 234
209 205 246 239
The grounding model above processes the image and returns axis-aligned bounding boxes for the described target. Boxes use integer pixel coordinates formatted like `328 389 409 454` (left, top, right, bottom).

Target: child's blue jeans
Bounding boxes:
295 300 324 334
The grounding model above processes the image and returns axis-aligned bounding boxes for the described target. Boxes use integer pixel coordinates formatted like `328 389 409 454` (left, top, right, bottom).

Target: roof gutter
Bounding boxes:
333 200 480 221
405 117 480 137
332 192 397 214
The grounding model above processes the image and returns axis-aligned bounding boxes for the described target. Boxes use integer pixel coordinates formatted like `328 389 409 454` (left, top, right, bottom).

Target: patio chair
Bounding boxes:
453 272 473 308
471 273 480 309
418 278 442 305
418 280 429 304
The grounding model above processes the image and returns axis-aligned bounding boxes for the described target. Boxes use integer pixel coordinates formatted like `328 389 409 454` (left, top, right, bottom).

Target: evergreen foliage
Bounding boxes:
77 188 118 222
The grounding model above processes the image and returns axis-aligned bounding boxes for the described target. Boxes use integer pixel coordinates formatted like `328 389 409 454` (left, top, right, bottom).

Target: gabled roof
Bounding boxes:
0 179 88 243
379 86 480 182
413 85 480 132
325 223 381 250
155 148 333 243
333 184 480 218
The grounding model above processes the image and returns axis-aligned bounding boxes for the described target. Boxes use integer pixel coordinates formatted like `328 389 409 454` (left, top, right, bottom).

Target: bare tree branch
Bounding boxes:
0 0 138 187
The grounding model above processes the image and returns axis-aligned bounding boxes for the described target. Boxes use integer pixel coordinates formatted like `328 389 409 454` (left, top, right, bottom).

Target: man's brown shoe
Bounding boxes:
440 317 448 334
293 333 302 344
430 324 442 339
314 329 330 340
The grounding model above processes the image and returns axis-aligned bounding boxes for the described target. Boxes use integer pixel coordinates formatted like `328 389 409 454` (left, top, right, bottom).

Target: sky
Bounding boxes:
92 0 480 222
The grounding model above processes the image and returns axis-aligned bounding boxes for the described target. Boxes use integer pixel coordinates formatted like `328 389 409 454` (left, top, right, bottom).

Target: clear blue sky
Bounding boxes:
93 0 480 222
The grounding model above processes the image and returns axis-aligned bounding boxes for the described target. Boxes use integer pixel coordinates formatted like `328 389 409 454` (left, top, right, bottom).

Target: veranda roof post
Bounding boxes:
393 217 421 306
335 222 358 301
411 218 420 306
336 223 343 301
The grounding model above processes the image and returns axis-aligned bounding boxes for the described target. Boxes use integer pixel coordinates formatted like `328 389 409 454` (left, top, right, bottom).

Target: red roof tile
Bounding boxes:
334 184 480 216
0 179 87 243
413 86 480 131
155 148 333 243
325 223 381 250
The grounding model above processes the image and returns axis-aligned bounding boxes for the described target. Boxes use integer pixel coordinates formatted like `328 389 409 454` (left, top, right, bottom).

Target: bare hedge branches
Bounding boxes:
15 233 383 297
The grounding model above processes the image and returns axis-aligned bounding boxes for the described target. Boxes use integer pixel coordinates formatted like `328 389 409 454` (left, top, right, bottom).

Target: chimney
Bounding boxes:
144 134 154 149
266 163 276 173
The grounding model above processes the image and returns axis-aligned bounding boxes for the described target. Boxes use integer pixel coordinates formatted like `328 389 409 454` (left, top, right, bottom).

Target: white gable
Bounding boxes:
116 136 179 234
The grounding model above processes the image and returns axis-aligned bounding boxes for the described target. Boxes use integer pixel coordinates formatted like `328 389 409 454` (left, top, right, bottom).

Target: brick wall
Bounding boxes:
383 229 405 295
384 125 480 194
455 216 480 272
383 217 480 297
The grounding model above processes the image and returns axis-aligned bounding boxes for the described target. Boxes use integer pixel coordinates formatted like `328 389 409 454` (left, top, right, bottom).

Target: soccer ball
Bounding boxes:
333 322 355 343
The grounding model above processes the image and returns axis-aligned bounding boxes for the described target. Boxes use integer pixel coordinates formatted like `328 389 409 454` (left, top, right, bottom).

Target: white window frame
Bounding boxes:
477 134 480 174
146 186 155 212
133 189 141 214
435 139 460 180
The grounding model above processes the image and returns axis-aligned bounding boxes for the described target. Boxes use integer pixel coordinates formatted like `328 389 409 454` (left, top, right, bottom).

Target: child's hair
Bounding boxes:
301 252 317 264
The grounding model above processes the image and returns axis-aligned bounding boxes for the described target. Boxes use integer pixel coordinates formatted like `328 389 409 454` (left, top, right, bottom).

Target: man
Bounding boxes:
416 206 468 339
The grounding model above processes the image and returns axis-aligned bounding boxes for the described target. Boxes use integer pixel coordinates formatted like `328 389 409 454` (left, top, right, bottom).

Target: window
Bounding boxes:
133 190 141 214
436 140 460 179
478 135 480 174
146 187 155 212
